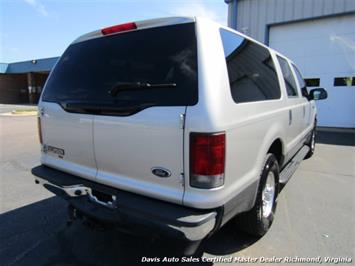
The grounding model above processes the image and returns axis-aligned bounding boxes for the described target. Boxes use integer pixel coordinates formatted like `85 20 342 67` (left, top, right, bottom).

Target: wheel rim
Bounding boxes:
262 171 275 218
311 130 316 151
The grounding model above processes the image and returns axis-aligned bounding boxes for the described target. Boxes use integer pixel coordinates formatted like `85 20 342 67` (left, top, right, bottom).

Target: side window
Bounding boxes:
292 64 309 98
220 29 281 103
277 56 298 97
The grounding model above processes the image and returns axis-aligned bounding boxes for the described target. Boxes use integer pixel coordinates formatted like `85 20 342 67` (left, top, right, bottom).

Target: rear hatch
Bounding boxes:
39 21 198 204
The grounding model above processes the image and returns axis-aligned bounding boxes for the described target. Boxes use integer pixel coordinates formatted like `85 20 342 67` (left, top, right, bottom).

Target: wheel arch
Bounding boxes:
249 140 283 208
267 138 285 167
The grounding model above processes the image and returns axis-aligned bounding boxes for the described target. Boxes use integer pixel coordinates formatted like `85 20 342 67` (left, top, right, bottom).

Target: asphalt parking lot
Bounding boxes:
0 114 354 265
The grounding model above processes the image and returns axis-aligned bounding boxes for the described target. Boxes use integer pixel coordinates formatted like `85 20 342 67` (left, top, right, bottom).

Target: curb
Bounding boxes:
316 127 355 133
0 112 38 117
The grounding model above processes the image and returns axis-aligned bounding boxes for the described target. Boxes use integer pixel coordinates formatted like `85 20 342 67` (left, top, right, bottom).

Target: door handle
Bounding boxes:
289 110 292 125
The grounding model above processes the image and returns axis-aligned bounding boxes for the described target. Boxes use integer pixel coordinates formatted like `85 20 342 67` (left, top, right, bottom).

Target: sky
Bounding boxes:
0 0 228 63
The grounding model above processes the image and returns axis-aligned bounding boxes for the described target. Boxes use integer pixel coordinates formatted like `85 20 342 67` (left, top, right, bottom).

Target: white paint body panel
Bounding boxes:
270 14 355 128
93 107 185 204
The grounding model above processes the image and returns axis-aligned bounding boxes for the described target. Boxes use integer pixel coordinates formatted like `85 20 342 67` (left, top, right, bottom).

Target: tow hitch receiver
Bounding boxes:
34 177 117 209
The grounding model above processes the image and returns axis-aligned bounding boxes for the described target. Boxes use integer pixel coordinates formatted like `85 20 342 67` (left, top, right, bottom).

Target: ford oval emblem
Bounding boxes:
151 167 171 178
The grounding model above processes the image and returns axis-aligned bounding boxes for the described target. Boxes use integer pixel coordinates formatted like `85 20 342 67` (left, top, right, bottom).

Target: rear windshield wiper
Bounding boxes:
109 82 176 97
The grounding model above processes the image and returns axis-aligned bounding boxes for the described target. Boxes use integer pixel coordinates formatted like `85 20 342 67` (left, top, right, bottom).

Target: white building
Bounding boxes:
225 0 355 128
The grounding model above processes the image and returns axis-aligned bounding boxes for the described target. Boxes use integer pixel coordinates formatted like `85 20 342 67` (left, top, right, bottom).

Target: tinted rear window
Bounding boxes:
220 29 281 103
43 23 198 113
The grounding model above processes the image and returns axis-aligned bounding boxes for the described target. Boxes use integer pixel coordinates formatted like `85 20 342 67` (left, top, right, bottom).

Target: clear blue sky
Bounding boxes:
0 0 227 63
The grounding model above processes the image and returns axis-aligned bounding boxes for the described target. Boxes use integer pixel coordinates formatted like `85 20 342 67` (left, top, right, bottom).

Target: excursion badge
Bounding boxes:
43 144 65 159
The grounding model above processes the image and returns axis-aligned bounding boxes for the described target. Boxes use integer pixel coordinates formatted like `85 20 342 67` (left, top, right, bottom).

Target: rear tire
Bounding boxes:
235 154 279 236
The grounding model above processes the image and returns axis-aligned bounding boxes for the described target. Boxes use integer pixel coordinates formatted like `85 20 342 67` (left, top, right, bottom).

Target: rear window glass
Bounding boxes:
220 29 281 103
43 23 198 111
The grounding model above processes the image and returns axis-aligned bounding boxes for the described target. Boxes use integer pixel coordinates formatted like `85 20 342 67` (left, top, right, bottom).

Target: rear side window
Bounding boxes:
43 23 198 114
277 56 298 97
220 29 281 103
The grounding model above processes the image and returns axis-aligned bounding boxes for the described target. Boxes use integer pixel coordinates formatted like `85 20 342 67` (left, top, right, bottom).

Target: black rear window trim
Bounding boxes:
42 99 197 117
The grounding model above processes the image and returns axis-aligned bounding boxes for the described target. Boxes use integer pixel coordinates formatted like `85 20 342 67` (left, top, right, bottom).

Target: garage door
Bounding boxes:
269 14 355 128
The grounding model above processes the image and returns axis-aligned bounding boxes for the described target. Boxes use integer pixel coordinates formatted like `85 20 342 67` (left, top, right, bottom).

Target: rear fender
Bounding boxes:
250 123 285 207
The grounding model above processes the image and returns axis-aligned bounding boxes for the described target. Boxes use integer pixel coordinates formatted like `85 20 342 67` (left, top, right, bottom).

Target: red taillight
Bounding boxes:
101 22 137 35
37 116 43 144
190 132 225 188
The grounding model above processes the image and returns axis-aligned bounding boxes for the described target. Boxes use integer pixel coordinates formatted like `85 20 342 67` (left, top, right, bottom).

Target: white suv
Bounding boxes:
32 17 327 254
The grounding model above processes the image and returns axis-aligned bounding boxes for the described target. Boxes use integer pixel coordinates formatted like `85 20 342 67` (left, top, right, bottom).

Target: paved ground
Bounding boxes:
0 115 354 266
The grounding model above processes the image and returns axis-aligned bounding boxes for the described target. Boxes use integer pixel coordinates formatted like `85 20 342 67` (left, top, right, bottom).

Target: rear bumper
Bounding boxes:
31 165 218 242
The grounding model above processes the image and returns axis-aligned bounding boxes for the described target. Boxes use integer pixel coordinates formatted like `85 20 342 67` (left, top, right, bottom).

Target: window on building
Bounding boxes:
220 29 281 103
334 77 355 86
305 78 320 87
277 56 298 97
